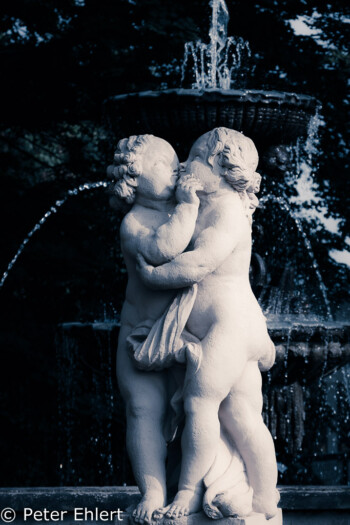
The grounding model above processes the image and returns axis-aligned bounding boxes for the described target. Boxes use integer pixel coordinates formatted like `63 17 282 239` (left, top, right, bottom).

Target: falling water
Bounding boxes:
305 108 322 162
291 108 321 193
181 0 251 89
105 329 115 478
289 108 341 239
313 330 331 462
0 181 108 289
56 322 129 485
284 325 293 385
259 194 333 321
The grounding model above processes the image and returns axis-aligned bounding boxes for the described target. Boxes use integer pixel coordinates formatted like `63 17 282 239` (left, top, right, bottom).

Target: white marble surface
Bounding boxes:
108 129 279 523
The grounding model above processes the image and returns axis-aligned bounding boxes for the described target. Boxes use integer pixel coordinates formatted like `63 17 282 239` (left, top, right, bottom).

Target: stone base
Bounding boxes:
128 509 282 525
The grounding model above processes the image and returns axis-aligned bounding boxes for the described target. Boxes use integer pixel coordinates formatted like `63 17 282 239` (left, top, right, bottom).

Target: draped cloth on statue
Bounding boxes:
126 284 201 443
126 284 201 372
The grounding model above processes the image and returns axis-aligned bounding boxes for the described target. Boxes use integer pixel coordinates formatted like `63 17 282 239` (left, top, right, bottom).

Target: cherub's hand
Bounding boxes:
136 253 156 286
176 174 203 206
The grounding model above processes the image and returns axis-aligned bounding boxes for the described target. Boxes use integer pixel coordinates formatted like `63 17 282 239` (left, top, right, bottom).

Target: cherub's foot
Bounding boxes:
164 489 202 519
132 493 165 524
152 506 170 521
252 489 279 520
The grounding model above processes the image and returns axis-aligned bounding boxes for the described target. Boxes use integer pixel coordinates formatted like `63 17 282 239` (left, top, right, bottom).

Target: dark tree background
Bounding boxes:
0 0 349 486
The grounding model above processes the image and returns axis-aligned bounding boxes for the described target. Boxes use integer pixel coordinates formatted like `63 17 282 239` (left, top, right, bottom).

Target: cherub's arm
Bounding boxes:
140 176 202 265
137 204 241 289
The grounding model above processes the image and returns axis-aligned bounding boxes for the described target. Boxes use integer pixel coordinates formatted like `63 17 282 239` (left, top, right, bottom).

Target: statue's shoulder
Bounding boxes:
121 206 153 242
120 209 141 239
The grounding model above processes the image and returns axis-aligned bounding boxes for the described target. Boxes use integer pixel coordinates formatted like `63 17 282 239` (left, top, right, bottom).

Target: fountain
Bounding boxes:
53 7 350 525
103 0 350 428
105 0 318 152
1 0 349 522
181 0 250 90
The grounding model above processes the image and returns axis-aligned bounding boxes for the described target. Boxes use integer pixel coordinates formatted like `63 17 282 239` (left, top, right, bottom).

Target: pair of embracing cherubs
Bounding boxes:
107 127 279 523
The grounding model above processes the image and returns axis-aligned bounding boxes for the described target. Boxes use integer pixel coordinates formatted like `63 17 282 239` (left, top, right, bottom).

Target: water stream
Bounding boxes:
181 0 250 89
0 181 108 289
259 194 333 321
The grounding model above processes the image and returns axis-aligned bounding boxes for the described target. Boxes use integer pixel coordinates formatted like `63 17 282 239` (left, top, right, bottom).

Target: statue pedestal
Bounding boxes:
128 509 283 525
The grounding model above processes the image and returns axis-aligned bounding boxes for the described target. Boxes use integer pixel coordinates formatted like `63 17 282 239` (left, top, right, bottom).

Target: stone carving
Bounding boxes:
108 128 280 524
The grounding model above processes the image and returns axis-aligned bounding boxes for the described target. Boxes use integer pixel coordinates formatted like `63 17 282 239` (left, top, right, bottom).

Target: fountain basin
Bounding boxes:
105 88 319 147
58 321 350 385
267 321 350 384
55 321 350 484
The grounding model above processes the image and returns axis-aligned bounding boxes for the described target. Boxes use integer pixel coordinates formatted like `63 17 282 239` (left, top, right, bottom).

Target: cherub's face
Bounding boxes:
137 138 179 200
181 134 221 191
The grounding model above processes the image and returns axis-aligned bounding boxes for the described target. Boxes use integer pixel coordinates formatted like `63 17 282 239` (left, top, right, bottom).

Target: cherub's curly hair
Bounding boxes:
107 134 154 206
206 127 259 192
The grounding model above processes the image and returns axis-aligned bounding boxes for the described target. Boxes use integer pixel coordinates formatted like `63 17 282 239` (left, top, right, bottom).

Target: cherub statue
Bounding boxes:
137 128 279 521
107 134 203 524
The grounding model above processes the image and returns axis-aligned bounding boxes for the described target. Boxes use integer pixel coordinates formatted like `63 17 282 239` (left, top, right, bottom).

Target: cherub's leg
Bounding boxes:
164 326 248 519
117 326 167 524
219 361 279 519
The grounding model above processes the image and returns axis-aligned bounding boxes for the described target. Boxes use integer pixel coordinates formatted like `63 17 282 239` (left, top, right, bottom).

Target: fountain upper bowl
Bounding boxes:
105 88 320 147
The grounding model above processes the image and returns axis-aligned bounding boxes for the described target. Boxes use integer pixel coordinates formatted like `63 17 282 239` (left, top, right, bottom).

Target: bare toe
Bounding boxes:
166 504 182 519
153 506 169 520
132 497 165 525
165 506 176 519
132 507 140 522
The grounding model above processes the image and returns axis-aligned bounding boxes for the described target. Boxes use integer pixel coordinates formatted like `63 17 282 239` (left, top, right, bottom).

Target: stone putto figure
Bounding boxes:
107 128 280 524
107 134 202 522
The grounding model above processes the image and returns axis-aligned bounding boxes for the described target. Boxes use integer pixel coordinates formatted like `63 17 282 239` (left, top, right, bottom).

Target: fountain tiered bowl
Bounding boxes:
105 88 319 147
